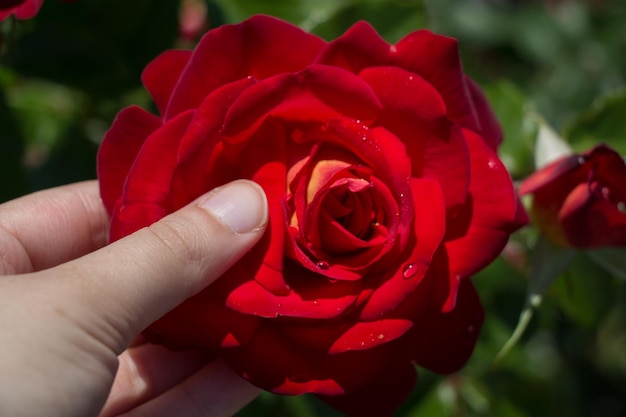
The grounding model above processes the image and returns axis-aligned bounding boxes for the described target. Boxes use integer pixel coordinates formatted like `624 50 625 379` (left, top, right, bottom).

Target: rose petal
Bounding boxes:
442 128 524 311
97 105 162 214
359 178 446 320
323 123 413 248
145 294 261 349
224 323 396 396
318 358 417 417
316 21 480 133
220 65 382 142
121 110 195 208
169 77 258 208
141 49 193 116
278 317 413 354
518 153 582 196
109 201 168 242
560 183 626 247
225 261 361 319
394 30 479 133
328 319 413 353
465 76 503 150
166 15 325 118
409 278 484 374
359 66 471 211
314 21 394 72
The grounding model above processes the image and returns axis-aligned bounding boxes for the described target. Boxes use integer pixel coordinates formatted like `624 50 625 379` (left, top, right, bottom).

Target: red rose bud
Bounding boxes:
178 0 208 42
519 144 626 248
97 16 527 417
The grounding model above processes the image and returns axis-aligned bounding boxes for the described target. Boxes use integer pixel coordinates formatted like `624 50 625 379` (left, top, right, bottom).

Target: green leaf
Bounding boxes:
482 81 536 179
210 0 353 29
495 237 575 364
552 252 614 327
405 381 454 417
563 89 626 154
210 0 427 42
587 247 626 281
528 237 577 297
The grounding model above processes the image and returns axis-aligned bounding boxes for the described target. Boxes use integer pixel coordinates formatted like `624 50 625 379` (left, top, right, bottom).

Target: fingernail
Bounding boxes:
198 180 268 234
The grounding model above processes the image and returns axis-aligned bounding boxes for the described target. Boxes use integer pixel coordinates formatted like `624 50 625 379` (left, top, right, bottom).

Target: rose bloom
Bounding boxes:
519 144 626 248
98 15 526 416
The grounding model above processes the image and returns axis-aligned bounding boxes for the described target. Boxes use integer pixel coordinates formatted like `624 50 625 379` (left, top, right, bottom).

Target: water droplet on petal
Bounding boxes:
316 260 329 270
403 261 431 280
377 333 385 340
403 263 418 279
487 159 497 169
313 300 319 305
578 156 586 164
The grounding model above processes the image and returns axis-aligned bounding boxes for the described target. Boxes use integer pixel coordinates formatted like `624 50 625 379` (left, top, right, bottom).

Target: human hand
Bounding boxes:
0 180 268 417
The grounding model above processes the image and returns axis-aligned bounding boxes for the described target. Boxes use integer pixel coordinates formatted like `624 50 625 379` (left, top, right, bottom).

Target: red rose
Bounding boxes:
98 15 526 416
519 144 626 248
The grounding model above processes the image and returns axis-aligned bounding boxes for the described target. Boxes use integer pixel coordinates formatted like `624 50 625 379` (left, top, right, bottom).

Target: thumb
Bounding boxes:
39 179 268 354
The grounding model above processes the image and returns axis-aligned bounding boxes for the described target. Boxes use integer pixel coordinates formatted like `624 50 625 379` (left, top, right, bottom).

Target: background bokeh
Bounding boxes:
1 1 625 416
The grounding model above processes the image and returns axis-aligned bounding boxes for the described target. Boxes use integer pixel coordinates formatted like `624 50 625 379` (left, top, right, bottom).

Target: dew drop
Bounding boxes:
403 263 419 279
487 159 497 169
313 300 319 305
578 156 586 164
316 260 330 270
377 334 385 340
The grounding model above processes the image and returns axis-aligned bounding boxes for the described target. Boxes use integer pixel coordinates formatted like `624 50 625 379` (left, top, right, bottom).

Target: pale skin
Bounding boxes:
0 179 269 417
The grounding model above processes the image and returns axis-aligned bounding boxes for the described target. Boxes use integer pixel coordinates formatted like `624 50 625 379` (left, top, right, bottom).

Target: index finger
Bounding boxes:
0 181 109 274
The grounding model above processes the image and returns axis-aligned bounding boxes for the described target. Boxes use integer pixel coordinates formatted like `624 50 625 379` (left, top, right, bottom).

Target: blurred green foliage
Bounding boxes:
1 0 625 416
